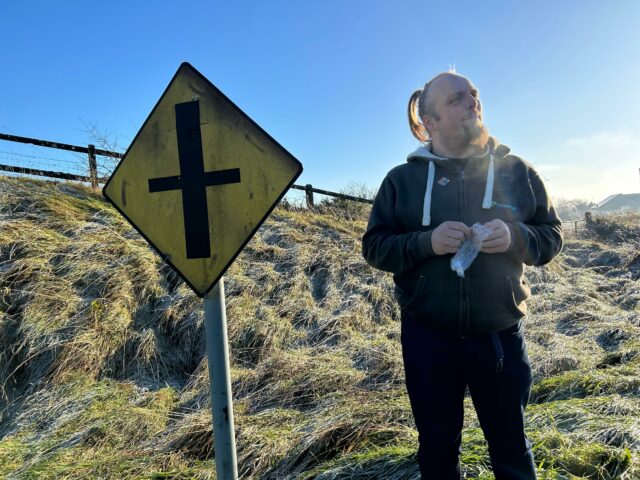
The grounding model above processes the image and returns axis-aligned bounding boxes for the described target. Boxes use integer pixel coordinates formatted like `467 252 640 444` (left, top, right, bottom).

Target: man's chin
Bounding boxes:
440 124 491 155
462 123 490 150
470 126 490 148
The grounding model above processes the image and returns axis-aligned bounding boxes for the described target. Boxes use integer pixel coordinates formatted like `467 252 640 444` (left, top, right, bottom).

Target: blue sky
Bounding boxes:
1 1 639 203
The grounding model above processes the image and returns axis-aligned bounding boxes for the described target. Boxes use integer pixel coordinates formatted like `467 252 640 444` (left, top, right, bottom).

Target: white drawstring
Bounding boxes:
482 153 494 209
422 160 435 226
422 151 494 226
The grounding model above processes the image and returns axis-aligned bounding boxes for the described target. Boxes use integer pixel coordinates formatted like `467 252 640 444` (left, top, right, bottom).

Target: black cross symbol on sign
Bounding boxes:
148 100 241 259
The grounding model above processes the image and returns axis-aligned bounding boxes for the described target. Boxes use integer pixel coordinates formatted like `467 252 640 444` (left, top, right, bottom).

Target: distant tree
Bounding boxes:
554 198 596 221
76 120 126 179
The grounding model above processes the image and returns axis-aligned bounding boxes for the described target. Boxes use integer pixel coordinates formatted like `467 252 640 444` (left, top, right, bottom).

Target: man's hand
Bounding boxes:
481 219 512 253
431 221 471 255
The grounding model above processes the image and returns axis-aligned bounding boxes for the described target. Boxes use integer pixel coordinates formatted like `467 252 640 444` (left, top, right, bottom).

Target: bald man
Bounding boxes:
362 72 563 479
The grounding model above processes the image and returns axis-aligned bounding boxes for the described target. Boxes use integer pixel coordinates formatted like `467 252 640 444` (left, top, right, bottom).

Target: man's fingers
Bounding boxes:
481 237 511 253
482 246 505 253
483 230 508 242
446 222 471 236
482 238 506 248
445 230 466 241
483 231 499 241
442 238 462 249
484 218 505 228
436 243 458 254
457 225 472 237
483 219 507 234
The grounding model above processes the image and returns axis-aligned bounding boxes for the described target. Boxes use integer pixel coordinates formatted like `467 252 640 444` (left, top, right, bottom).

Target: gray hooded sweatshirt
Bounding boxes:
361 137 563 336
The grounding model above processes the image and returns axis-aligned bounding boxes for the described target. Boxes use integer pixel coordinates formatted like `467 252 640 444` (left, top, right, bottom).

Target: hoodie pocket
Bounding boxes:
398 276 461 324
469 276 529 324
397 276 426 312
505 276 531 318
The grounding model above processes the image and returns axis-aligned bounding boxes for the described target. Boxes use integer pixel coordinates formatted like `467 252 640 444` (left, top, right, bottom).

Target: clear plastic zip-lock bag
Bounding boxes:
450 223 493 277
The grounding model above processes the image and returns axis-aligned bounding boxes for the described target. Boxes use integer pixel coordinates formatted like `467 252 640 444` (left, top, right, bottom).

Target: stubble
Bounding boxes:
442 120 490 157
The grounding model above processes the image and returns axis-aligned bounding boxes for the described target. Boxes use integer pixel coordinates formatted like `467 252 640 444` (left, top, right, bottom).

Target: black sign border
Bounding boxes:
103 62 303 298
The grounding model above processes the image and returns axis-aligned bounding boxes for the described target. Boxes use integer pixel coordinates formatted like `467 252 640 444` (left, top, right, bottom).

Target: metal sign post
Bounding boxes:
204 277 238 479
102 63 302 477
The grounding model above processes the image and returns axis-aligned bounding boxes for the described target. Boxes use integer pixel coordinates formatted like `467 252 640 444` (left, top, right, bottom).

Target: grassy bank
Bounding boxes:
0 176 638 479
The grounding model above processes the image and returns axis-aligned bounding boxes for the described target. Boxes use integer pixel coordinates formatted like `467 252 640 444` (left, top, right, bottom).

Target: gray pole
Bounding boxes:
204 277 238 479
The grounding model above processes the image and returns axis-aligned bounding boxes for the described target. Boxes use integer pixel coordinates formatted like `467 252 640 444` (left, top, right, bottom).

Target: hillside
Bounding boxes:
0 176 638 479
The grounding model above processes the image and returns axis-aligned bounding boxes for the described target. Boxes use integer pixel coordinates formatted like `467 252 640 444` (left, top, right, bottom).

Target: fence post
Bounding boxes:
585 211 592 224
88 144 98 190
305 184 314 209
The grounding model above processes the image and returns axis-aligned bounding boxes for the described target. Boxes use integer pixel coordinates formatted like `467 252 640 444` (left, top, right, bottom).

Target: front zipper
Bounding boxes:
461 168 472 337
459 168 467 337
459 277 465 338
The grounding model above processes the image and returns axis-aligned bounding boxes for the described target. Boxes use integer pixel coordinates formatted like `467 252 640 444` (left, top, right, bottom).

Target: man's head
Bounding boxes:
408 72 489 155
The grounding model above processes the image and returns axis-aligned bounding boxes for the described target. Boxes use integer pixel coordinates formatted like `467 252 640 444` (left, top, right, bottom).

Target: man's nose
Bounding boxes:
467 94 480 111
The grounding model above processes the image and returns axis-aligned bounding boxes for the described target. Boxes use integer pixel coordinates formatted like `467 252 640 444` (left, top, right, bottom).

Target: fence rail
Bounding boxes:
562 219 587 236
0 163 107 183
0 133 123 158
0 132 123 189
0 133 616 227
290 184 373 206
0 132 374 208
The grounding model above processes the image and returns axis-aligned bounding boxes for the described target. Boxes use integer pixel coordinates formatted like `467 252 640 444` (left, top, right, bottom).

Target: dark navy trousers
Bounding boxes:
400 311 537 479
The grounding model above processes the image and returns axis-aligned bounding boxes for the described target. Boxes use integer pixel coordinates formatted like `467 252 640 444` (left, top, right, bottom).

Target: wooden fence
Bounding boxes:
0 132 373 208
0 133 606 231
563 218 587 236
0 133 121 189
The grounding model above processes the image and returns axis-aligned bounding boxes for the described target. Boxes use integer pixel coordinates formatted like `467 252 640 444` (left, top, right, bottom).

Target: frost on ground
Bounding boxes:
0 176 638 479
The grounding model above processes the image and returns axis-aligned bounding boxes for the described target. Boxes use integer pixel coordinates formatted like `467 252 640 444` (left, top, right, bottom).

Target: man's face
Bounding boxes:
423 74 489 151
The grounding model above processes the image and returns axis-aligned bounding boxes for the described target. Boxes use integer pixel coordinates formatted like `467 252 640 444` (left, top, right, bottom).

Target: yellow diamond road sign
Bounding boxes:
103 63 303 297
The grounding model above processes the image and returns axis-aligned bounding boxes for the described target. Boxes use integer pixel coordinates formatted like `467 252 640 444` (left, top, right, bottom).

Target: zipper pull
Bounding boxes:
491 201 517 212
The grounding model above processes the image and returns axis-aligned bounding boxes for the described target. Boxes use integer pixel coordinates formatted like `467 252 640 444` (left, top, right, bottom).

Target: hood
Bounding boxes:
407 137 510 227
406 142 448 162
406 136 510 164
